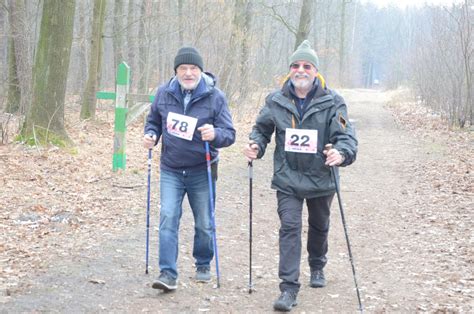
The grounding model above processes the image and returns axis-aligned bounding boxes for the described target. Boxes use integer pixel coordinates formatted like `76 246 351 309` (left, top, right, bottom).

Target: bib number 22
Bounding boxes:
285 128 318 153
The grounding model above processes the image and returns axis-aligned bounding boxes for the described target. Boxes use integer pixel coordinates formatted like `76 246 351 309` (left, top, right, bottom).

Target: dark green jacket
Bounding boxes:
250 78 358 198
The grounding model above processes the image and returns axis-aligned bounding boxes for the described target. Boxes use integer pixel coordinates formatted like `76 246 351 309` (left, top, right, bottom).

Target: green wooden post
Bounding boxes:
113 62 130 171
96 61 154 172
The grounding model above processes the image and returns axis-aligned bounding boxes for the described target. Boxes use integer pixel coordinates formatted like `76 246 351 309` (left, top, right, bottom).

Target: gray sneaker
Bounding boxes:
195 266 211 282
273 291 298 312
152 272 177 291
310 269 326 288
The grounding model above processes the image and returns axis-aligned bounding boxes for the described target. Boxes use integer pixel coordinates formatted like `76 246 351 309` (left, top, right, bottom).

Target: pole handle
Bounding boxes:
324 143 333 151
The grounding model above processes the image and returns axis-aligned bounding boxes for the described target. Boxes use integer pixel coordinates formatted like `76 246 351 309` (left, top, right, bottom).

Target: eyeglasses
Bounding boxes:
290 63 313 70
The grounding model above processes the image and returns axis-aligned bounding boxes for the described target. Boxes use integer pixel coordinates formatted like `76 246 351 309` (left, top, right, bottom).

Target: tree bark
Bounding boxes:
239 1 252 96
294 0 313 50
178 0 183 46
6 35 21 113
126 0 136 90
220 0 249 100
460 0 472 126
138 0 149 93
8 0 32 114
113 0 124 67
80 0 106 120
22 0 76 145
338 0 349 86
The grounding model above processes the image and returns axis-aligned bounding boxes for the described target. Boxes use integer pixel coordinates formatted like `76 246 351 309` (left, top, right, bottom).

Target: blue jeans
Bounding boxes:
158 169 215 279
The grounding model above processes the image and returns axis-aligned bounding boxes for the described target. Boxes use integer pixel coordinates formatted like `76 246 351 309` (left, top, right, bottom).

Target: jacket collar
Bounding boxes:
165 72 216 102
272 76 334 123
282 76 330 100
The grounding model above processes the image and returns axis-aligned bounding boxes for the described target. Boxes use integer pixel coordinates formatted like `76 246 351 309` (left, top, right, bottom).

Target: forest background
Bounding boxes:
0 0 472 312
0 0 472 142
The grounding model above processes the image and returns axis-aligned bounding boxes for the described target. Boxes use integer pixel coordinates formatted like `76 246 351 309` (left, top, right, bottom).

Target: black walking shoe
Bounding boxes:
310 269 326 288
195 266 211 283
273 291 298 312
152 272 177 291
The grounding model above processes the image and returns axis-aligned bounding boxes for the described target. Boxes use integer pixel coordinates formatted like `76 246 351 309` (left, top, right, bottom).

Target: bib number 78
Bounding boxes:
171 119 189 133
167 112 198 141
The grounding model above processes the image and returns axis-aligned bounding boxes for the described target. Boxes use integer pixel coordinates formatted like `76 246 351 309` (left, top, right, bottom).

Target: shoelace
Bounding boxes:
281 291 297 300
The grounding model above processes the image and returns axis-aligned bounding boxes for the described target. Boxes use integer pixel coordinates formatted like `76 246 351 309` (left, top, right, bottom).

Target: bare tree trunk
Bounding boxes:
156 0 164 84
460 0 472 126
220 0 250 100
338 0 349 86
239 1 252 97
22 0 76 145
68 0 87 95
80 0 105 120
113 0 124 67
0 5 8 102
321 3 334 76
138 0 148 93
127 0 136 91
350 1 358 54
178 0 183 46
312 1 320 51
6 36 21 113
294 0 313 50
9 0 32 114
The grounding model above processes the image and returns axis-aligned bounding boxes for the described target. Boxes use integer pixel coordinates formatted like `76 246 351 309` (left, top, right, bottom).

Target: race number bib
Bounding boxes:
284 128 318 153
166 112 198 141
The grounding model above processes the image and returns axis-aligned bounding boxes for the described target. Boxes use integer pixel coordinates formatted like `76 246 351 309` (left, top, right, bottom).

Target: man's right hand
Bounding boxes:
143 134 157 149
243 141 259 161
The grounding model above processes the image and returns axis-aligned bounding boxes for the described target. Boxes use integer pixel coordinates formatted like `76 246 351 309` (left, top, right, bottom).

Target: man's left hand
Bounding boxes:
198 124 215 141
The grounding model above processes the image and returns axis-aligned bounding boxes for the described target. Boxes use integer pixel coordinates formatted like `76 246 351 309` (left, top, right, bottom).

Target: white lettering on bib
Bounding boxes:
284 128 318 153
166 112 198 141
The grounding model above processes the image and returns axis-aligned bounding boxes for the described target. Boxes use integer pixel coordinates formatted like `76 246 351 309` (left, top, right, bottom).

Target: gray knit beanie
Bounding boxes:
174 46 204 71
289 40 319 69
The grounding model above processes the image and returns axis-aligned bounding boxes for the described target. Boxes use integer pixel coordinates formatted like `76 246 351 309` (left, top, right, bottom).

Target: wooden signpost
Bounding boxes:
96 62 154 171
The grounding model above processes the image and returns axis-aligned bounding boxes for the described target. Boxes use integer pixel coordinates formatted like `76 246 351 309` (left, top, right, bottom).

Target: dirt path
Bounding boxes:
1 89 472 312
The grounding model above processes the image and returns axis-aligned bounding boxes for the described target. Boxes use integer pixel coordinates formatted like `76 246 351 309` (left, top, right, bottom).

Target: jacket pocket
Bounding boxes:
286 152 329 177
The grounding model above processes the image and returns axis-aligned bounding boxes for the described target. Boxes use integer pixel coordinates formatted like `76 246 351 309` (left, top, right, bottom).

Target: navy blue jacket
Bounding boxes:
144 72 236 173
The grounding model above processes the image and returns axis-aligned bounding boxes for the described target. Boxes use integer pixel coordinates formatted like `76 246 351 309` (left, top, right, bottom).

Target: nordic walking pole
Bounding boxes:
205 142 220 288
248 161 254 294
145 148 152 274
325 144 363 313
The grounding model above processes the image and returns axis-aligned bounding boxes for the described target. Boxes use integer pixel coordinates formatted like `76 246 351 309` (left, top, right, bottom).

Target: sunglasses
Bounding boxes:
290 63 313 70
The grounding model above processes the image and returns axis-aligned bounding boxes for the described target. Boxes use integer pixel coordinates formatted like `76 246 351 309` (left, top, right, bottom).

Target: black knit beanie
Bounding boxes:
174 46 204 71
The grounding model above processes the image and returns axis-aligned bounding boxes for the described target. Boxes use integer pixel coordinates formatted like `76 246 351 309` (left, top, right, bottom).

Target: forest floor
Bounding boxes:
0 88 472 313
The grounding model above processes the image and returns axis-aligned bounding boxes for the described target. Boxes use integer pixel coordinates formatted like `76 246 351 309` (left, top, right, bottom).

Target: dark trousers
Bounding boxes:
276 191 334 293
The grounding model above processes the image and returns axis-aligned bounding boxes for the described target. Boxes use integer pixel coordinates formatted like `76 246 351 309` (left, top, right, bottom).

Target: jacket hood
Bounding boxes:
202 71 216 88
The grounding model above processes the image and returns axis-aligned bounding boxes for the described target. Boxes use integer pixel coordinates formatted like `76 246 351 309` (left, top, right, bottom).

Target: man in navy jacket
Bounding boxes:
144 46 235 291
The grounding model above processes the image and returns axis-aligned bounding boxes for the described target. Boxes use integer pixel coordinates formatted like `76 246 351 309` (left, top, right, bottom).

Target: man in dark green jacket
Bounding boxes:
243 40 357 312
